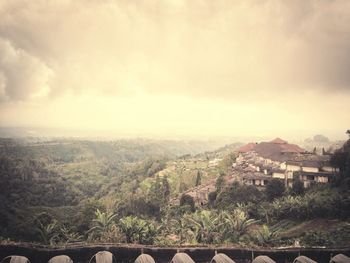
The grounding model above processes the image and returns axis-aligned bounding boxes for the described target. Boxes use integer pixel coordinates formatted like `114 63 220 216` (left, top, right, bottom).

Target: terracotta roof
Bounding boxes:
238 139 305 162
280 143 305 153
270 138 288 144
238 143 257 153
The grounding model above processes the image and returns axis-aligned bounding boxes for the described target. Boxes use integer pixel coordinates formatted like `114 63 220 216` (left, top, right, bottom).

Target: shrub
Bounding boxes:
180 194 195 212
291 179 304 196
216 182 263 209
265 179 285 201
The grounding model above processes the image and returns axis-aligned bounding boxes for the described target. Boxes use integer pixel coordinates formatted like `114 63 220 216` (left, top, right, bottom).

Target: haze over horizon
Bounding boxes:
0 1 349 140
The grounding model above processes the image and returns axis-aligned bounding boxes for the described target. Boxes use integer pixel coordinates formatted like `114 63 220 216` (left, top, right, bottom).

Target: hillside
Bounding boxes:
0 138 237 241
0 137 349 249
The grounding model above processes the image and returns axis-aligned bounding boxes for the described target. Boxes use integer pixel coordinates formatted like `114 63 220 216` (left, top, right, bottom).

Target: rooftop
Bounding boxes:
238 138 305 162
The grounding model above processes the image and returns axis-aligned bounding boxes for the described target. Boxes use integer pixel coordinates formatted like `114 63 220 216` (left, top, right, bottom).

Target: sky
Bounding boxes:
0 0 349 140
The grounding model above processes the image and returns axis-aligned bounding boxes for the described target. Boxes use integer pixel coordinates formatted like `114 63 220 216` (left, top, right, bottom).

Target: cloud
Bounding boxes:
0 0 349 103
0 38 52 101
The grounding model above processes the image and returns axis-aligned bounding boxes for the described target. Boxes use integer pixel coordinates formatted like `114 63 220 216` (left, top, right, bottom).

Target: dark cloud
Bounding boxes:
0 0 349 103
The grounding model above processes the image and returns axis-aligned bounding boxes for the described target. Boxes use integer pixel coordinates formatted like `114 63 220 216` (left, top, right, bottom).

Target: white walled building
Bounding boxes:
233 138 339 188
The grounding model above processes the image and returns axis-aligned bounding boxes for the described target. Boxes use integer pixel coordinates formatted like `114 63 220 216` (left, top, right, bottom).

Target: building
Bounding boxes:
232 138 338 188
242 173 272 186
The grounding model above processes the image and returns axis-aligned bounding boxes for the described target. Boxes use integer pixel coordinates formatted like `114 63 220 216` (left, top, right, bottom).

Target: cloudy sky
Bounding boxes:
0 0 349 139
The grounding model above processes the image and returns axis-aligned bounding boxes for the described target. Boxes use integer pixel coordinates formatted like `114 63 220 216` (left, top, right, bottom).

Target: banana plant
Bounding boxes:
87 209 118 241
36 219 60 245
183 210 221 244
219 209 259 243
253 224 278 246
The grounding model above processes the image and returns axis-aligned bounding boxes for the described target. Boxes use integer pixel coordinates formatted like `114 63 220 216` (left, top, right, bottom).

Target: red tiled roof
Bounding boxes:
270 138 288 144
280 143 305 153
238 142 257 153
238 138 305 161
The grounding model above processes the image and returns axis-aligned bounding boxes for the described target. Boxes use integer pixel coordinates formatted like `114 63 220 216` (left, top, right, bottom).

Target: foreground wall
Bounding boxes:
0 244 349 263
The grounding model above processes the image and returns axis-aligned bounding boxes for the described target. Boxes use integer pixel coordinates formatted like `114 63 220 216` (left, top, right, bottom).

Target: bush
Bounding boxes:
291 179 304 196
264 186 350 221
119 216 158 244
208 191 217 208
216 182 263 209
266 179 285 201
180 194 195 212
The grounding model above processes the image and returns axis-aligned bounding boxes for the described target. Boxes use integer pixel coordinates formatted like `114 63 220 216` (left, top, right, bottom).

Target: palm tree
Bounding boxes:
183 210 220 244
87 209 117 241
219 209 259 243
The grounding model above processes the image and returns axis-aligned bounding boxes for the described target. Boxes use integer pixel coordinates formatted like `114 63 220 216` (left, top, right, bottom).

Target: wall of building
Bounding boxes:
322 166 333 172
287 164 301 171
272 172 284 179
302 167 319 173
286 171 294 179
316 176 329 183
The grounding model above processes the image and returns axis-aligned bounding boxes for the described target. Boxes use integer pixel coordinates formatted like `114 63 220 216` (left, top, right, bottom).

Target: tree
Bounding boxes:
180 194 195 212
116 196 161 219
195 170 202 186
148 175 164 206
215 174 226 192
313 134 330 143
208 191 217 208
330 130 350 188
162 176 170 201
119 216 144 243
292 179 305 196
76 199 106 233
119 216 158 244
183 210 220 244
218 209 258 243
87 209 118 242
35 219 59 245
216 182 263 208
179 181 188 193
218 152 237 174
265 179 285 201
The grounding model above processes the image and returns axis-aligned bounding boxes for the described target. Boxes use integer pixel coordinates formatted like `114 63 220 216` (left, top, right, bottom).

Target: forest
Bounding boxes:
0 135 349 248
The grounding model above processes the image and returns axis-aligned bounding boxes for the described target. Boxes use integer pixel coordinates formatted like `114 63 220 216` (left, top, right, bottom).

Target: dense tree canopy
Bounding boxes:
265 179 285 201
331 130 350 188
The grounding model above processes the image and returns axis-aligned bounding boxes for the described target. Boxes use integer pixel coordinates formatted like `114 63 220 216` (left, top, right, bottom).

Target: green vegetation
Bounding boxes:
0 135 349 248
265 179 286 201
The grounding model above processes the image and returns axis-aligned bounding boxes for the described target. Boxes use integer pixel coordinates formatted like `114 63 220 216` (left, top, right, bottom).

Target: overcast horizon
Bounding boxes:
1 0 349 140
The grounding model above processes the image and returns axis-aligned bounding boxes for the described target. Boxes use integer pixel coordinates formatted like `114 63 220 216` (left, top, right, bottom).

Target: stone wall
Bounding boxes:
0 244 349 263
